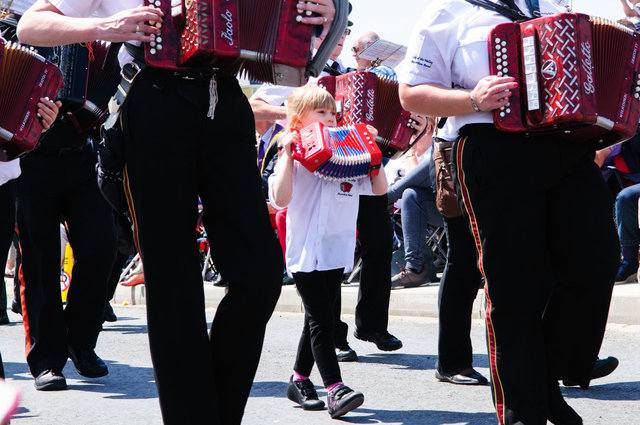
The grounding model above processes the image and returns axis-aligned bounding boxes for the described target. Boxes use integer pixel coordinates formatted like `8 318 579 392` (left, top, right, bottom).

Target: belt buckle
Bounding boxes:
121 62 142 84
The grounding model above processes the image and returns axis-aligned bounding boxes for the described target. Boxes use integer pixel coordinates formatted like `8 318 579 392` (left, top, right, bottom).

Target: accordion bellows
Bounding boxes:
292 122 382 180
144 0 315 85
489 13 640 148
0 37 64 161
318 71 414 158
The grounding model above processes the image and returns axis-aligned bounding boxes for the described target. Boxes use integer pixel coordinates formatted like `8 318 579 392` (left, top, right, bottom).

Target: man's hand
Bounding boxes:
296 0 336 40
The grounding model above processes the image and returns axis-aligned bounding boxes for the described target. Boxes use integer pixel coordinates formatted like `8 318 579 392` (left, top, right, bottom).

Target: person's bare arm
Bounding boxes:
270 133 297 207
621 0 639 17
399 76 518 118
249 95 288 121
17 0 162 46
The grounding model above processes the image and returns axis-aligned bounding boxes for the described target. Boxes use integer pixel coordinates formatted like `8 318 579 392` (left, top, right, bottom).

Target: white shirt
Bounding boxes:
268 159 373 275
397 0 563 141
0 159 20 186
50 0 141 66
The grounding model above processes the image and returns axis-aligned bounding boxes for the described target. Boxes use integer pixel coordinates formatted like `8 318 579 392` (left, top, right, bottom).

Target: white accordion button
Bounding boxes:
150 48 157 54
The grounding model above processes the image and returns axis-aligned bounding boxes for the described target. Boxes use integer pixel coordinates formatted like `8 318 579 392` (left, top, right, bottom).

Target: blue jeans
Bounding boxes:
400 187 443 272
387 150 434 205
615 183 640 253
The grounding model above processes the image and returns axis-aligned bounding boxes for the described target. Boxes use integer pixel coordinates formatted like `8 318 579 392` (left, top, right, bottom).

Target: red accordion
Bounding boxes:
292 122 382 180
0 37 64 161
143 0 348 86
318 71 414 158
489 13 640 148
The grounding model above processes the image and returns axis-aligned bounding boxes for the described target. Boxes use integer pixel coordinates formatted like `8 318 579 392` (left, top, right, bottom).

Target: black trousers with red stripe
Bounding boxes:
16 143 117 378
120 69 282 425
453 124 618 425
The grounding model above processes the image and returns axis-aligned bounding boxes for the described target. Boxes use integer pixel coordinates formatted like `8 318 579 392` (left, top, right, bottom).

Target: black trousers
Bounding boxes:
293 269 344 387
0 180 16 314
454 124 619 425
16 145 117 377
334 194 394 347
121 69 282 425
436 215 482 375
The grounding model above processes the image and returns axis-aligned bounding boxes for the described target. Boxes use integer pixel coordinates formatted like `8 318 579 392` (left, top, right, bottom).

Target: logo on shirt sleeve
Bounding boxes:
410 56 433 69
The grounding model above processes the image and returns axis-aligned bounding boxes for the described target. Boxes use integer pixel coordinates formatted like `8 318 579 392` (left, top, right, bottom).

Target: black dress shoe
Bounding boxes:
103 303 117 323
286 376 325 410
327 384 364 418
435 369 488 385
353 328 402 351
548 381 583 425
562 356 619 388
34 369 67 391
335 345 358 362
10 299 21 315
68 346 108 378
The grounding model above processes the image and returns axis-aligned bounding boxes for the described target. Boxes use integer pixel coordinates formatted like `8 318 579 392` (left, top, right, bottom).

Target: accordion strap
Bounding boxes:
463 0 530 21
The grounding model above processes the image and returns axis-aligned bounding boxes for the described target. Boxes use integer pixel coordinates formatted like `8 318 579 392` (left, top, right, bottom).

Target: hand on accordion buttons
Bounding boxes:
37 97 62 132
408 114 427 134
97 6 163 43
296 0 335 40
365 125 378 140
472 75 518 112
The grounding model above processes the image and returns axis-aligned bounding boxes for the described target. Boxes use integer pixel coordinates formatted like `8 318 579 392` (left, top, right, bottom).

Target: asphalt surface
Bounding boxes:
0 298 639 424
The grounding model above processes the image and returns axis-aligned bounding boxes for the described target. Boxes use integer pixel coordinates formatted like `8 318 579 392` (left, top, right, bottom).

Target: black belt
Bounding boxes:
35 141 91 157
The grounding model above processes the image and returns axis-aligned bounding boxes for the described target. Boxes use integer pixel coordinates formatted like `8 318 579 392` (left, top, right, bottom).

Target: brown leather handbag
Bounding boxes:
432 138 463 218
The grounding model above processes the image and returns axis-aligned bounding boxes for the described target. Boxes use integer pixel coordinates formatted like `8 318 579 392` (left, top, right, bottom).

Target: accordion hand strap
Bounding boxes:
463 0 530 22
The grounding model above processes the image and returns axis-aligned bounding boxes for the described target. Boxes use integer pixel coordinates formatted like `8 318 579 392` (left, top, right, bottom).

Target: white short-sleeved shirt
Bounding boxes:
268 159 373 275
397 0 563 141
50 0 141 66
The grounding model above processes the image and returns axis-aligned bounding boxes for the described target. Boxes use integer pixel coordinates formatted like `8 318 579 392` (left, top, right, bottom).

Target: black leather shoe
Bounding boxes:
562 356 619 388
327 384 364 418
548 381 583 425
10 299 21 315
34 369 67 391
103 303 117 323
286 376 325 410
68 346 108 378
435 369 488 385
353 328 402 351
335 346 358 362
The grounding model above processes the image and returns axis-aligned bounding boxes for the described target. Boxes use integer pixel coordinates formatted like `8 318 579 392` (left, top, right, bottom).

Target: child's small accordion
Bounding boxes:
143 0 349 86
489 13 640 148
318 71 414 158
0 37 64 161
292 122 382 181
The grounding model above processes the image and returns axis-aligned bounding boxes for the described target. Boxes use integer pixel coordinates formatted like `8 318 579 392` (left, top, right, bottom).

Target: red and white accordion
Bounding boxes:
143 0 348 86
489 13 640 148
292 122 382 180
0 37 64 161
318 71 414 158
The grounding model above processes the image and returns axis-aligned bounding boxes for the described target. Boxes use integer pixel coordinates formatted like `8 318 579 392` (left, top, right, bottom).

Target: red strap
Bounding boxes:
613 154 630 174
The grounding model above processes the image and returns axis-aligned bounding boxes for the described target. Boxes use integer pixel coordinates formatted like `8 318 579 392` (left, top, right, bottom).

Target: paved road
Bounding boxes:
0 305 638 424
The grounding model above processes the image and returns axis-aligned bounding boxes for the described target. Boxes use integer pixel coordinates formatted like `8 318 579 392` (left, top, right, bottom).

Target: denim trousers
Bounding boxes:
615 183 640 251
400 187 443 271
